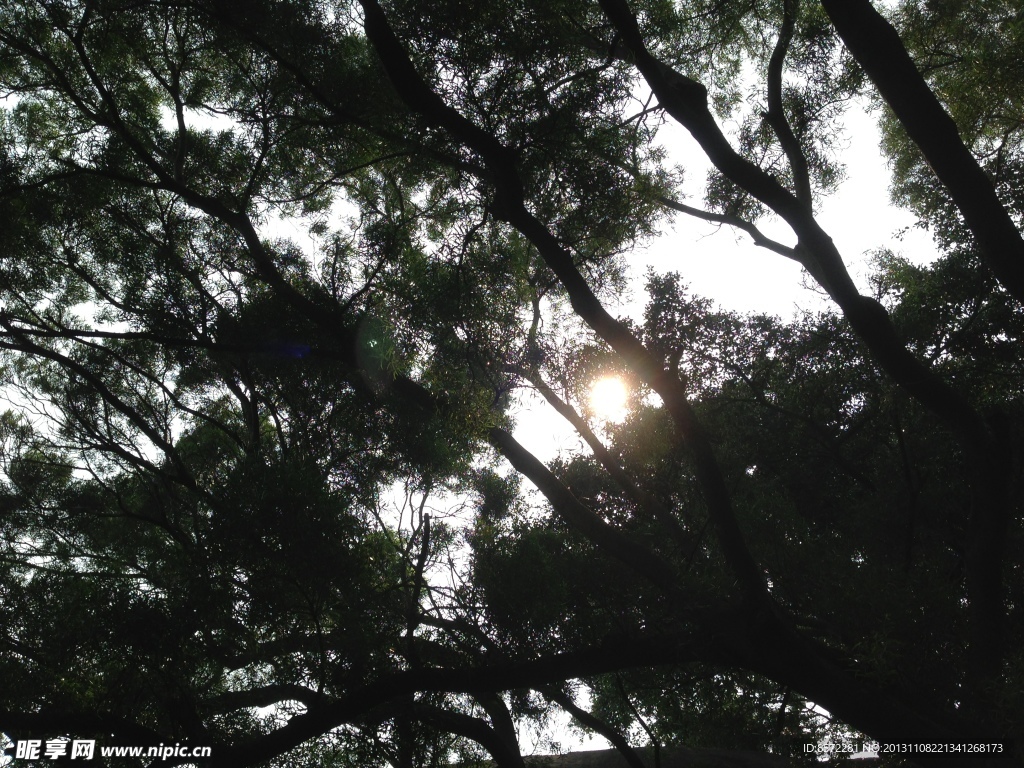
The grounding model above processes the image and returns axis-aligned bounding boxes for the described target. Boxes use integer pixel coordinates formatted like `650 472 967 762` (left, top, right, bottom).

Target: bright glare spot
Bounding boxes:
589 376 629 422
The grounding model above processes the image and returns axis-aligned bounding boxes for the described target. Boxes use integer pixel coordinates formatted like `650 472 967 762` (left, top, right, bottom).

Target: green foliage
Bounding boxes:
885 0 1024 244
0 1 1022 766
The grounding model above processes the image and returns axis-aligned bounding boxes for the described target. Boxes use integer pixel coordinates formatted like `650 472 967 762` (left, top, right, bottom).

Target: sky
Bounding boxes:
632 103 936 318
501 98 940 755
510 99 938 462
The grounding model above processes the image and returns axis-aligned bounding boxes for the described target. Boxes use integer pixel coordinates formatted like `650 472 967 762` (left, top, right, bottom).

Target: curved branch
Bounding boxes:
764 0 812 207
412 704 525 768
653 193 799 261
359 0 770 606
214 628 723 768
605 160 800 260
542 687 648 768
488 427 685 599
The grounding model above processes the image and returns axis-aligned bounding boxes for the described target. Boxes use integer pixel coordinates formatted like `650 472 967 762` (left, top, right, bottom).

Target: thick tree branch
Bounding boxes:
412 704 525 768
598 0 1009 681
820 0 1024 306
542 688 648 768
359 0 770 607
214 628 722 768
488 427 686 599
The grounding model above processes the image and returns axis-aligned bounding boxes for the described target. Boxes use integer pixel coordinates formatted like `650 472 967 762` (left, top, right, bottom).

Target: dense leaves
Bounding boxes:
1 1 1023 767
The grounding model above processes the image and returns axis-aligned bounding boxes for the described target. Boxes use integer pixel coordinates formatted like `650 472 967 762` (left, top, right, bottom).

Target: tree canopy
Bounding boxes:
0 0 1022 766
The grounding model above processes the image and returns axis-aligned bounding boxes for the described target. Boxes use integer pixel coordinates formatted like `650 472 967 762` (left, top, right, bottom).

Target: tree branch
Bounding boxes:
653 193 799 260
358 0 770 607
521 370 692 551
764 0 813 208
214 628 722 768
487 427 686 600
412 703 525 768
543 687 648 768
820 0 1024 306
597 0 1009 681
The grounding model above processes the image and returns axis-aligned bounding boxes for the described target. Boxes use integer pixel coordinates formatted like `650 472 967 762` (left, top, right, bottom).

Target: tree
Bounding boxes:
0 0 1021 766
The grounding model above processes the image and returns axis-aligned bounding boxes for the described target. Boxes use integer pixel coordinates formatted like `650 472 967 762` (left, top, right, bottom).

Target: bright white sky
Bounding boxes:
633 103 935 315
511 99 937 461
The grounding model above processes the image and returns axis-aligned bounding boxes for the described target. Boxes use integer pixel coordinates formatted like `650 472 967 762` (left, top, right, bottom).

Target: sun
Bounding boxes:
588 376 629 422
